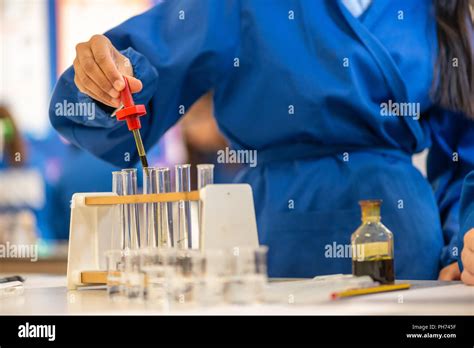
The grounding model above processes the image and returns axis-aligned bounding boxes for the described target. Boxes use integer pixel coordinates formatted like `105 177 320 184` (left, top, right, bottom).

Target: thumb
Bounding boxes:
124 75 143 94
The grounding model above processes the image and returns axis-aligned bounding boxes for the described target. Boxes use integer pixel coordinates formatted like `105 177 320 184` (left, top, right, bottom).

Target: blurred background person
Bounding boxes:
0 105 42 249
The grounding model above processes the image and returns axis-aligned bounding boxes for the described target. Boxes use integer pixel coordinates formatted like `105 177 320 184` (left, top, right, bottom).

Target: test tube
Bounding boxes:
157 167 174 247
122 168 142 249
196 164 214 249
175 164 192 249
112 171 128 249
143 167 158 247
197 164 214 189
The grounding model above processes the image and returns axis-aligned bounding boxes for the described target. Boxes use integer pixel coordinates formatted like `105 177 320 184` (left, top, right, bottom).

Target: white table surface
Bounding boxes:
1 274 473 315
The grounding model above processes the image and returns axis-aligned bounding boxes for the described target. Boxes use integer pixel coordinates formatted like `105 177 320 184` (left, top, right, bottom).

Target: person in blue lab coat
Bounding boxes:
49 0 474 282
459 172 474 285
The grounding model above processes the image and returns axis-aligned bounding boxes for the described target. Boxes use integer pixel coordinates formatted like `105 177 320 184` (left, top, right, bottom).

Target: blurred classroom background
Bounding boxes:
0 0 240 273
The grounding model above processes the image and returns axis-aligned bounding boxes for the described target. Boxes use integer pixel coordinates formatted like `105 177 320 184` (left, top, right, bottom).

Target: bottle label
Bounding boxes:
352 242 390 261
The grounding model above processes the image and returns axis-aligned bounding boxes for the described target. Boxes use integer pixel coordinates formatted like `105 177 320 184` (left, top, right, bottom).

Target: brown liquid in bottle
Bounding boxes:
352 257 394 284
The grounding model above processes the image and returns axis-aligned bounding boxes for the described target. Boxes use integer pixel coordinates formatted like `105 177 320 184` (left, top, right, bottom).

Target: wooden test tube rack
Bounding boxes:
67 184 259 290
84 190 200 205
79 191 200 285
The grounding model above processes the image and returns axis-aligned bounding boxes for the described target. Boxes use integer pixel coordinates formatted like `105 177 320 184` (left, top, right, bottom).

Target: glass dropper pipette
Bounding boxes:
116 76 149 168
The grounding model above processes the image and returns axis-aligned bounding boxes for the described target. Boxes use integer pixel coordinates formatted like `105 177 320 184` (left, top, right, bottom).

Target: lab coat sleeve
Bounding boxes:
49 0 240 167
459 171 474 272
427 108 474 268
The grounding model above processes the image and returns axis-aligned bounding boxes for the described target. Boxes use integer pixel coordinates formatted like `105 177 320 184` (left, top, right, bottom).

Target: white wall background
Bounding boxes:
0 0 151 138
1 0 50 137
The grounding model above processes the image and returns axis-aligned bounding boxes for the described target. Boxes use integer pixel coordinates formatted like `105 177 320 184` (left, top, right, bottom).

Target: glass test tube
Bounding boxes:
175 164 192 249
143 168 159 247
112 171 128 249
196 164 214 249
157 167 174 247
197 164 214 189
122 168 142 249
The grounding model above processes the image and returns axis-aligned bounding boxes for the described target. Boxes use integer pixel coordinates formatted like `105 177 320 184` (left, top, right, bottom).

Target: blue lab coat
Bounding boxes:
49 0 474 279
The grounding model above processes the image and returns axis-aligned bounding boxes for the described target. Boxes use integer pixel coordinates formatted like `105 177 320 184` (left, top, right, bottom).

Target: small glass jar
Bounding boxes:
167 249 205 308
124 249 146 300
140 247 177 309
105 249 127 300
225 245 269 304
351 200 395 284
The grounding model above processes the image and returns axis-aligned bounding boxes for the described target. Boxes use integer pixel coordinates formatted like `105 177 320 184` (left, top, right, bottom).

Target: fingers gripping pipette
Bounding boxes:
116 77 149 168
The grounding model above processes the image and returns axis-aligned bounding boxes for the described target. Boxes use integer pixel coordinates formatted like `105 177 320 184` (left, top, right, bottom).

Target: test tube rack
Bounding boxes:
66 184 259 290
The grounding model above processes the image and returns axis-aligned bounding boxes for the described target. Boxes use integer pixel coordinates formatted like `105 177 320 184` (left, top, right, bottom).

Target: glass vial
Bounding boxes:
175 164 192 249
351 200 394 284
